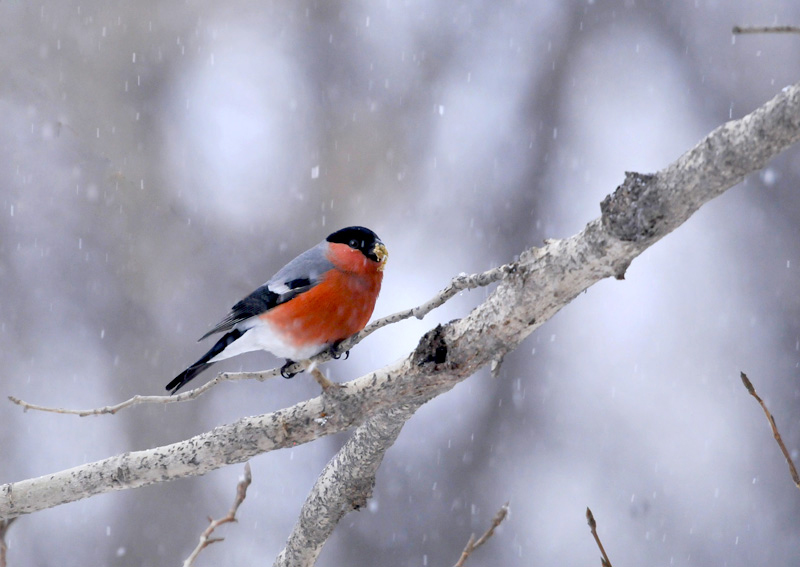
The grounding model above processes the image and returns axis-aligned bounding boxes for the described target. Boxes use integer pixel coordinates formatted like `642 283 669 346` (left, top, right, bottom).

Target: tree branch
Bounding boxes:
586 508 613 567
740 372 800 490
0 518 15 567
453 502 510 567
1 81 799 530
274 404 418 567
732 25 800 35
183 463 252 567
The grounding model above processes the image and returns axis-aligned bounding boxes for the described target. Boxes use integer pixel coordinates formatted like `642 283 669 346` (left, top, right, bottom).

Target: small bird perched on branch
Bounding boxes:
166 226 388 394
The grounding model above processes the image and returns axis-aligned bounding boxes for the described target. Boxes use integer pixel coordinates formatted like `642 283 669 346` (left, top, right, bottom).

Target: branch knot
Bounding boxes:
600 171 663 242
413 324 450 368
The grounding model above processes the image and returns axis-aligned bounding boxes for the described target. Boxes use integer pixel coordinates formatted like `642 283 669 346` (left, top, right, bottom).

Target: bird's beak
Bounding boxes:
373 242 389 271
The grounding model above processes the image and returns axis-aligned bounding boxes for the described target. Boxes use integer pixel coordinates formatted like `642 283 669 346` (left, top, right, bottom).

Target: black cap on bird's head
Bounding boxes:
327 226 387 266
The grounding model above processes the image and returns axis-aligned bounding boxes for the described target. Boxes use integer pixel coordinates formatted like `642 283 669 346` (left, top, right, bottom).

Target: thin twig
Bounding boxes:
6 367 280 416
732 25 800 35
0 518 16 567
182 462 252 567
309 366 336 391
740 372 800 490
453 502 509 567
8 264 517 416
586 507 613 567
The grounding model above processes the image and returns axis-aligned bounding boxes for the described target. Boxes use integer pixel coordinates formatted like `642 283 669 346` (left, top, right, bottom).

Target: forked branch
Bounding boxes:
183 463 253 567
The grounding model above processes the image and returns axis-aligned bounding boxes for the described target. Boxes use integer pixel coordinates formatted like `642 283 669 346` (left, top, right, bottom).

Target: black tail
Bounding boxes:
166 329 244 395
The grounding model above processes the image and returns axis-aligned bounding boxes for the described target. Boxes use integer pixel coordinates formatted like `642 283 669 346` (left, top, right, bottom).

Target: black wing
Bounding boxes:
197 276 320 340
198 284 278 340
198 243 332 341
166 328 245 393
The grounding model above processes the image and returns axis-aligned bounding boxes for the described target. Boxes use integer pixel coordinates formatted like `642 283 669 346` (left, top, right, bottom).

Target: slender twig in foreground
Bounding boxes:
183 463 252 567
732 25 800 35
586 508 613 567
740 372 800 490
7 264 516 416
453 502 509 567
0 517 16 567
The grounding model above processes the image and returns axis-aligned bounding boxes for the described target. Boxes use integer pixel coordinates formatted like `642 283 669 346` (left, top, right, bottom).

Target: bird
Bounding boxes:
166 226 388 394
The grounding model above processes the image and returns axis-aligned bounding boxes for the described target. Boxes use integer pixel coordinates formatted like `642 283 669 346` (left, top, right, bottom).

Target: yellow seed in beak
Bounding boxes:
374 243 389 271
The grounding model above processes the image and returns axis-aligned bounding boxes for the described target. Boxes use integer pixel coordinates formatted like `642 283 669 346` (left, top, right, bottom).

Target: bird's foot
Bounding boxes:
281 360 298 379
329 341 350 360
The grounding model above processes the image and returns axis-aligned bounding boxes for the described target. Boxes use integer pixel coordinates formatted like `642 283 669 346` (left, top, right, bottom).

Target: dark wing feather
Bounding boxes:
198 285 279 340
167 328 245 393
198 244 332 341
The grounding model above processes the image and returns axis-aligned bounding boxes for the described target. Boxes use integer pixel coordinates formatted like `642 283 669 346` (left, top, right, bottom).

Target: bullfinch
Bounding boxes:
166 226 388 394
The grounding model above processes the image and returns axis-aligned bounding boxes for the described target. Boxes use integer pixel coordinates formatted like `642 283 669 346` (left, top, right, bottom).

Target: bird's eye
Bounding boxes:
348 238 361 249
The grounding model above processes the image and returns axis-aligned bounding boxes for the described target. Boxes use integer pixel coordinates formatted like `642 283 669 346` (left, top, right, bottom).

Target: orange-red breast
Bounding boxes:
166 226 388 394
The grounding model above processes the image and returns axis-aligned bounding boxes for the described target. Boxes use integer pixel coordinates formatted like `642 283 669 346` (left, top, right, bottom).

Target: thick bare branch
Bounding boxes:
274 404 417 567
1 81 799 522
0 518 15 567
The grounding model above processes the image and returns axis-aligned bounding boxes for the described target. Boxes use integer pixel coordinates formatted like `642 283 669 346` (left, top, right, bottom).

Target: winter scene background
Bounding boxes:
2 1 800 565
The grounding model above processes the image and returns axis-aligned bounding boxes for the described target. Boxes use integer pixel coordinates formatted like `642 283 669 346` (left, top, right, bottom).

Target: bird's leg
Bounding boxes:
280 360 298 379
329 340 350 360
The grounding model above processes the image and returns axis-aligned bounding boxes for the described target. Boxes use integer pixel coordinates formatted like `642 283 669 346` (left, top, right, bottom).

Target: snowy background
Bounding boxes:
2 1 800 565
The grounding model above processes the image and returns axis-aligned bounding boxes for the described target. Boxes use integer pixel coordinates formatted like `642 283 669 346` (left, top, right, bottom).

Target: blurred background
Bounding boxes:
2 1 800 565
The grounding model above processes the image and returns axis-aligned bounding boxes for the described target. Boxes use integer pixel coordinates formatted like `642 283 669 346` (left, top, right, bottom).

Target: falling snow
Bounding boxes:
2 2 799 566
